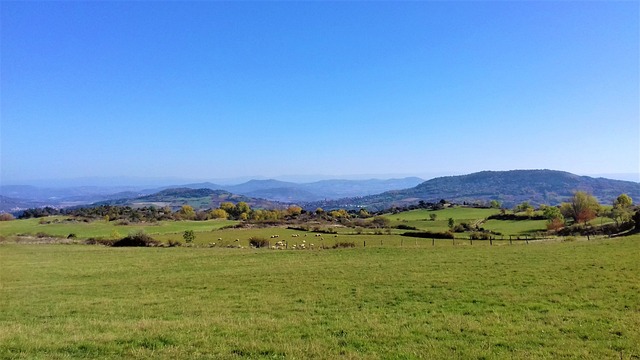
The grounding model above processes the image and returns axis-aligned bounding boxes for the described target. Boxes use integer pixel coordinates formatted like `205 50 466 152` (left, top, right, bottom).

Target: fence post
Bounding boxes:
364 240 366 248
490 237 493 246
452 238 455 246
509 236 512 245
432 238 435 246
470 237 473 245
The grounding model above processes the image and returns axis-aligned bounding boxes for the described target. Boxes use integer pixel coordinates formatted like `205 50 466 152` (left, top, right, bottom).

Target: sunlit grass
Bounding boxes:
1 236 638 359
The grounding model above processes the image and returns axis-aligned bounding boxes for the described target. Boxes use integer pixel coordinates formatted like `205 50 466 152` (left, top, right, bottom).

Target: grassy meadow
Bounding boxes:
1 235 639 359
0 217 236 240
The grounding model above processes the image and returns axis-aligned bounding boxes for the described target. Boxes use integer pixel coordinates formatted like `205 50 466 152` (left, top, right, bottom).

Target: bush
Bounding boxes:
0 213 15 221
67 233 77 239
332 241 356 249
401 231 454 239
183 230 195 243
287 226 309 232
112 232 160 247
469 232 491 240
396 224 419 230
84 238 115 246
249 237 269 248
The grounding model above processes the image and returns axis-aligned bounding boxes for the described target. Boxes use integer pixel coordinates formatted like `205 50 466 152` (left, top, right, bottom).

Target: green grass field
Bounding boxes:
0 217 236 239
1 236 639 359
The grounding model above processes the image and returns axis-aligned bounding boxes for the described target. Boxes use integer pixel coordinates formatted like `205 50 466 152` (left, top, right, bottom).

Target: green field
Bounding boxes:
0 207 624 247
1 236 639 359
0 217 236 239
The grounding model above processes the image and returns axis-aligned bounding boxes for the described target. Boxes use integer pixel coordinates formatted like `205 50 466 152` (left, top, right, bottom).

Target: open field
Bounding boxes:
1 236 639 359
0 206 625 248
0 217 236 239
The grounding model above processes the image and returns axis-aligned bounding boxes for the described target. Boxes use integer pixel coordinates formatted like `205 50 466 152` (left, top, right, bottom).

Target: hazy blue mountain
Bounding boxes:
299 177 424 199
225 179 300 194
0 195 49 213
0 177 425 210
218 177 425 202
243 187 323 203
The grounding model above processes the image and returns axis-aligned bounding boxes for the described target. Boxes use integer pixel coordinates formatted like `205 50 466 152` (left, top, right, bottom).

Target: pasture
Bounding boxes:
0 217 236 239
1 236 639 359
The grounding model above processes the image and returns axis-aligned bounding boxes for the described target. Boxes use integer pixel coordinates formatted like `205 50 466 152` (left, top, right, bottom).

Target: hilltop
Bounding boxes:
94 188 286 210
305 170 640 211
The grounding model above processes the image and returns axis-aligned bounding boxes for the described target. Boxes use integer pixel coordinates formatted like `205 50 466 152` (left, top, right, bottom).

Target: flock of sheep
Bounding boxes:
207 233 339 249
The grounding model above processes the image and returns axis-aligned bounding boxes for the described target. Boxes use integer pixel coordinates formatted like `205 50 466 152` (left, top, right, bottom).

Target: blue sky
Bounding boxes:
2 1 638 185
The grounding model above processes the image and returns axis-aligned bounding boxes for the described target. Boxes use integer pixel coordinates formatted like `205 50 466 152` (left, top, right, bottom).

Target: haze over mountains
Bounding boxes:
0 177 424 212
1 170 638 213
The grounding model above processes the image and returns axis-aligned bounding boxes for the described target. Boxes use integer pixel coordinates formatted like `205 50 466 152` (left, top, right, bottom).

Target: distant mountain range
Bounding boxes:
1 170 638 213
0 177 423 212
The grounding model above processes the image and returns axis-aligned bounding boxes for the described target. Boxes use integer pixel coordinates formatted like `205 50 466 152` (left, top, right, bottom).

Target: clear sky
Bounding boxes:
2 1 638 185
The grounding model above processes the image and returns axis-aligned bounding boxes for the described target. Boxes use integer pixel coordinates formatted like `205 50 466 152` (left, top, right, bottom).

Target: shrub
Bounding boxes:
168 240 182 247
112 231 160 247
396 224 419 230
183 230 195 243
287 226 309 232
0 213 15 221
401 231 454 239
249 237 269 248
469 232 491 240
84 238 115 246
67 233 77 239
332 241 356 249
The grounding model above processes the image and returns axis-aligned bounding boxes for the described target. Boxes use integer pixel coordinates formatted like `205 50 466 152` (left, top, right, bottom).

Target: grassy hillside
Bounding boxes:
323 170 640 211
1 236 638 359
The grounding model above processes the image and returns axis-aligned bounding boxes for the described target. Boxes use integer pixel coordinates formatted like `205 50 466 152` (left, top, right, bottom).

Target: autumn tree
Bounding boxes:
543 206 564 231
609 193 633 227
178 205 196 220
219 202 235 214
614 194 633 208
209 208 229 219
329 209 349 219
286 205 302 217
560 191 600 225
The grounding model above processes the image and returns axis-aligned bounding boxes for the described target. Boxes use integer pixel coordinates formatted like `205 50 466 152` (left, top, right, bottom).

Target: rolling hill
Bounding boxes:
93 188 286 210
304 170 640 211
